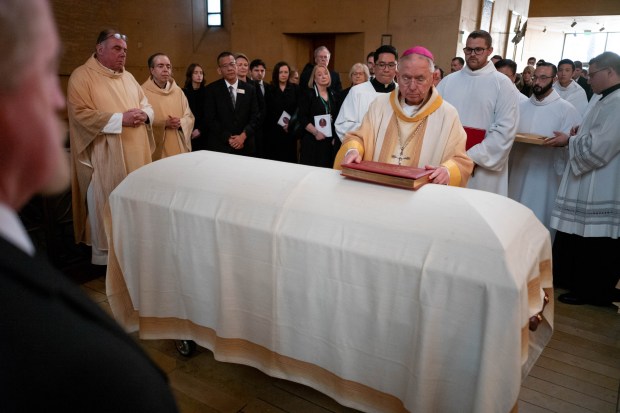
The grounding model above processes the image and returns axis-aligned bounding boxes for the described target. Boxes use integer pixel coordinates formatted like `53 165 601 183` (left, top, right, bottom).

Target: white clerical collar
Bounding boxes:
401 99 421 116
0 202 35 256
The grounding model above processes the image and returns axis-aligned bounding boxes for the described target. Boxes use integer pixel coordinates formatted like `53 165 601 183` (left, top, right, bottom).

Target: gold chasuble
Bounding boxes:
334 87 473 187
68 55 155 248
141 78 194 161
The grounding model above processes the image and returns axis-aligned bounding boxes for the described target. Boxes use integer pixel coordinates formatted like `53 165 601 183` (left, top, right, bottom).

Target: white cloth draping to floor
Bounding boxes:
106 151 553 413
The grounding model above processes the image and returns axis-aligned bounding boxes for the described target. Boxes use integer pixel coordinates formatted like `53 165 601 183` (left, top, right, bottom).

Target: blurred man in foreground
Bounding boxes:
0 1 178 410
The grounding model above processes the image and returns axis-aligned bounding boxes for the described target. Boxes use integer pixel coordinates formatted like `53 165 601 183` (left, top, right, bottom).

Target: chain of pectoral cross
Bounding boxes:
392 117 427 165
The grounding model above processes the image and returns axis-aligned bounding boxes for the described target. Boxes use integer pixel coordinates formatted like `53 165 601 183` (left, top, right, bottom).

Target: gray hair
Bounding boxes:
314 46 330 58
0 0 39 91
348 63 370 82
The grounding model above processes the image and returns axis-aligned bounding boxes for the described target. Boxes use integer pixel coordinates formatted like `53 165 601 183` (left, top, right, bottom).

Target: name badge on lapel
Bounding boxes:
237 89 246 94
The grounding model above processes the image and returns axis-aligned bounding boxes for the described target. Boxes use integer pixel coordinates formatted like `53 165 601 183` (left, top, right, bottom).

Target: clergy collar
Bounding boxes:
371 77 395 93
151 77 168 90
390 85 443 122
600 83 620 100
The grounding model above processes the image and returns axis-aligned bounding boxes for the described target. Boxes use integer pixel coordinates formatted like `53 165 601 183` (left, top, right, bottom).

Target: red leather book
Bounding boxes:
464 126 486 150
341 160 433 190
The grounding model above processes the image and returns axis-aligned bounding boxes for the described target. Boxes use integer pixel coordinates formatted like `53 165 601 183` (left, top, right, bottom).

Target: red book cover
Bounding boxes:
464 126 486 150
340 161 433 190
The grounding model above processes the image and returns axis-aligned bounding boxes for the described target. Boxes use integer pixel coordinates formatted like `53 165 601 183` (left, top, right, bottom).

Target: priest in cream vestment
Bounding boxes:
141 53 194 160
334 48 473 187
68 31 155 264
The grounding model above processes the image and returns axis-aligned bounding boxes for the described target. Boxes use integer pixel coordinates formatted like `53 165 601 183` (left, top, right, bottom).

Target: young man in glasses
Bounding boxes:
67 29 155 266
335 45 398 140
508 62 581 235
437 30 519 196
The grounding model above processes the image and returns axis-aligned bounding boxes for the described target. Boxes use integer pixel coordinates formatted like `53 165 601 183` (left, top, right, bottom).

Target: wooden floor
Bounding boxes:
81 276 620 413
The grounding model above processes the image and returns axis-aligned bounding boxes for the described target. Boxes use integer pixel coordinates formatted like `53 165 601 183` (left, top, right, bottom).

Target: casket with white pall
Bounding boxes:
106 151 553 413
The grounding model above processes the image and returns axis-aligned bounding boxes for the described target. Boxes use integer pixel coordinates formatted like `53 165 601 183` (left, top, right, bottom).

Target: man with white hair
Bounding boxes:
548 52 620 306
0 0 178 410
334 47 473 187
299 45 342 92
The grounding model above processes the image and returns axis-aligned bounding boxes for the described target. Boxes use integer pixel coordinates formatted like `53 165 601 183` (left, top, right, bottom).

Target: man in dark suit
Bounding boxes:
573 60 594 101
204 51 260 156
0 1 178 411
299 46 343 93
250 58 269 158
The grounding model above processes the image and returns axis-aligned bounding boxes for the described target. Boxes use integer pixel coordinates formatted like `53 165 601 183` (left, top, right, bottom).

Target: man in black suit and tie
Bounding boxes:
0 0 178 411
204 51 260 156
250 58 269 158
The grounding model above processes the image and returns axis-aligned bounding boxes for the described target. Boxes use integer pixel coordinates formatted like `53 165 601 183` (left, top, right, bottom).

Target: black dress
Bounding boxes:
298 85 339 168
183 85 208 151
265 82 299 163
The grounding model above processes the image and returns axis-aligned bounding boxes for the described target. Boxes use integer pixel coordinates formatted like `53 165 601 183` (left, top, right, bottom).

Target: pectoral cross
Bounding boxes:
392 148 410 165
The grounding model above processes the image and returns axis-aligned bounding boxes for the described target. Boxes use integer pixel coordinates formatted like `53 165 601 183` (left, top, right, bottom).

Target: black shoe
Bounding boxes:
558 292 587 305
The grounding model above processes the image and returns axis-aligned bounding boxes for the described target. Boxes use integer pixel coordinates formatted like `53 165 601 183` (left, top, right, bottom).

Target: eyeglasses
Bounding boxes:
219 62 237 69
399 75 427 87
531 75 553 82
100 33 127 43
376 62 397 70
463 47 488 55
588 67 609 77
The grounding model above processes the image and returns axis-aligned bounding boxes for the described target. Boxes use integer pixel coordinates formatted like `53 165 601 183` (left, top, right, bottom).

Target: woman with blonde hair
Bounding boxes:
234 53 251 83
518 65 534 97
298 65 339 167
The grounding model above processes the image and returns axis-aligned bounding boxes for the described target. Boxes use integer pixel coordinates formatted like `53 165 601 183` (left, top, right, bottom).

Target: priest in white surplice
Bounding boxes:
508 62 582 234
335 45 397 140
437 30 519 195
553 59 588 114
334 47 473 187
547 52 620 307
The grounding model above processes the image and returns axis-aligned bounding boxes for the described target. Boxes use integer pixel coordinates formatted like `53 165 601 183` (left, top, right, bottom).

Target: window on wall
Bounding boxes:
562 32 618 64
207 0 222 27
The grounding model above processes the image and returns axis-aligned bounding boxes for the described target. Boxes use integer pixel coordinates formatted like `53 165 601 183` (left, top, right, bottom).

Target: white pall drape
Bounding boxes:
106 151 553 413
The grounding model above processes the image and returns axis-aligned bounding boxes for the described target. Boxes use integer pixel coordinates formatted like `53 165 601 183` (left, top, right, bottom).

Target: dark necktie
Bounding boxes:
229 85 236 107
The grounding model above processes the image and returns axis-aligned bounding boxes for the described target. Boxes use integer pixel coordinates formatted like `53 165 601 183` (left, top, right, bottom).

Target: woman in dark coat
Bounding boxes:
265 61 299 163
297 65 339 168
182 63 208 151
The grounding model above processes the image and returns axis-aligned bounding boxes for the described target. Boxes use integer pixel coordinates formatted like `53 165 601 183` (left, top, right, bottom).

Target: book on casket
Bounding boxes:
341 160 433 190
